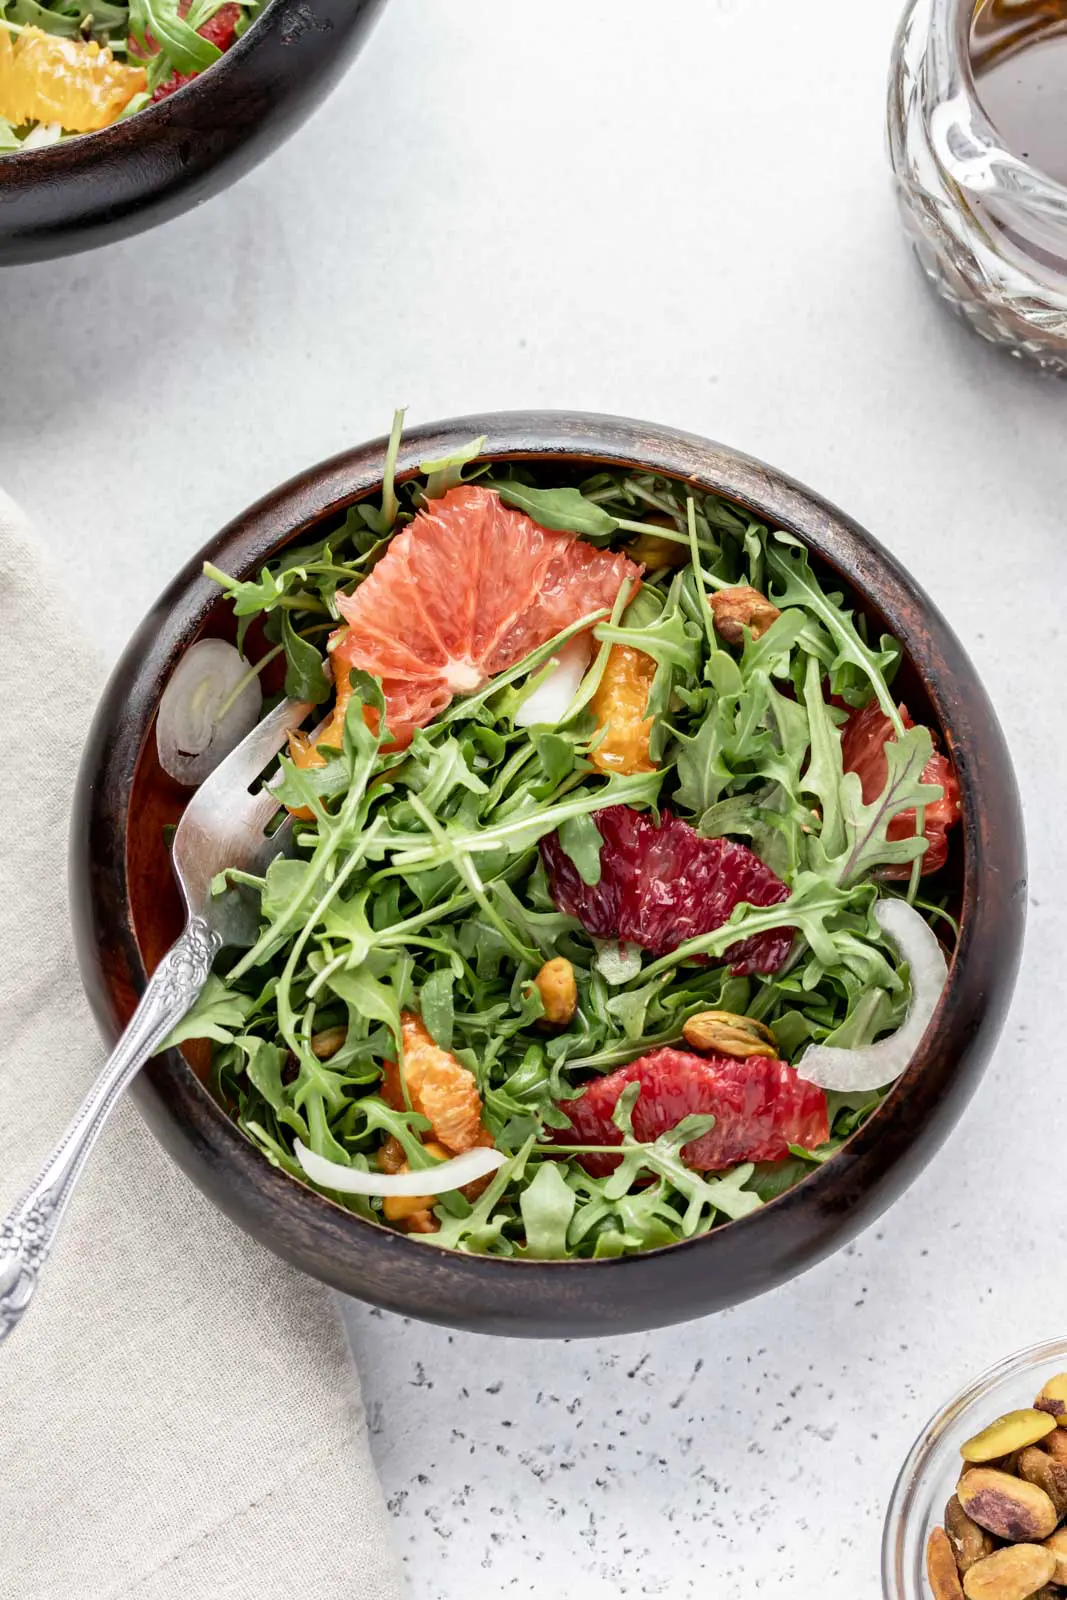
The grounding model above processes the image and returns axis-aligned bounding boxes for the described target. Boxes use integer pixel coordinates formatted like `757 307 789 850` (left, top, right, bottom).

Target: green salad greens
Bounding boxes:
166 423 959 1260
0 1 262 152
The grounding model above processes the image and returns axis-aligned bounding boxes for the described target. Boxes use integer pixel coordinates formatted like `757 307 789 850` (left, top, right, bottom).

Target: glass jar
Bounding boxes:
881 1335 1067 1599
888 0 1067 371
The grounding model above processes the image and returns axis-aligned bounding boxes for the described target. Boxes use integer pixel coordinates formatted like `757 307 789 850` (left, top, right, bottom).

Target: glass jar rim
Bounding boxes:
940 0 1067 206
922 0 1067 213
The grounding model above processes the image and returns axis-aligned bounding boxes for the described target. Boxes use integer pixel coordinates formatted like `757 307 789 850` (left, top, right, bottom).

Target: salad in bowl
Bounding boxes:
154 415 965 1263
0 0 261 151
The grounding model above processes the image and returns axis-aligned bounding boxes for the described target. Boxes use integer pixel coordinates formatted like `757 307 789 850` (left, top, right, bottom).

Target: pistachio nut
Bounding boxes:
958 1469 1059 1542
625 527 690 570
927 1526 966 1600
710 585 781 646
1017 1447 1067 1518
682 1010 777 1060
945 1494 996 1574
962 1411 1057 1465
310 1025 347 1060
962 1546 1057 1600
534 957 578 1027
1035 1374 1067 1427
1042 1527 1067 1585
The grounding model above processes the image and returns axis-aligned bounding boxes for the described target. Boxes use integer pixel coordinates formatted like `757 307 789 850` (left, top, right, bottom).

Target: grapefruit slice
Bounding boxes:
330 486 641 745
557 1047 829 1175
0 26 146 134
841 701 961 878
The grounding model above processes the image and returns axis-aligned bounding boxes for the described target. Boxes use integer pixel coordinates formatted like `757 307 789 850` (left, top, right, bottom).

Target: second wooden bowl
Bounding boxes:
0 0 387 265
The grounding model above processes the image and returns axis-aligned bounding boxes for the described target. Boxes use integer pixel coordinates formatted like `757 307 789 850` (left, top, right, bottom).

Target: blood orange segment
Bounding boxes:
557 1047 829 1175
540 805 793 976
841 701 961 878
0 26 146 132
330 486 640 745
590 644 657 775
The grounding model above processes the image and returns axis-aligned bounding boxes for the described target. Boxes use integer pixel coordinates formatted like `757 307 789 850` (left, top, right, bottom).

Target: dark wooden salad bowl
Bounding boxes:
71 412 1026 1337
0 0 386 267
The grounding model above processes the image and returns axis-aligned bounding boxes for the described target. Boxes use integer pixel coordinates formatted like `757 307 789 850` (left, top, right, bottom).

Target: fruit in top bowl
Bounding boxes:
0 1 260 151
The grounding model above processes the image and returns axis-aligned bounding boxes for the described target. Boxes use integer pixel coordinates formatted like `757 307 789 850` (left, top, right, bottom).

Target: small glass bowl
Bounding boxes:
882 1336 1067 1599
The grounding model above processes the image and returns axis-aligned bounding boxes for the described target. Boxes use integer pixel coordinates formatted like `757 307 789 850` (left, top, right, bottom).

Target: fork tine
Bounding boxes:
248 813 294 875
177 698 312 832
241 782 297 841
170 699 313 920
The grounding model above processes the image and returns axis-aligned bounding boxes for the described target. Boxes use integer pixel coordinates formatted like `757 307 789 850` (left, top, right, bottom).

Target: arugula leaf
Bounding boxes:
496 482 619 538
420 967 455 1050
829 725 942 886
800 653 846 859
557 812 603 886
161 974 255 1049
766 537 903 732
281 611 330 704
379 408 405 529
130 0 222 71
420 435 487 500
674 693 733 816
519 1163 577 1259
237 1036 309 1139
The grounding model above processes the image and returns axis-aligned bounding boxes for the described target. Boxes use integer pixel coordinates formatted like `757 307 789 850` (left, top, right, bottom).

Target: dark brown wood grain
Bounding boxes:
0 0 386 265
70 413 1027 1337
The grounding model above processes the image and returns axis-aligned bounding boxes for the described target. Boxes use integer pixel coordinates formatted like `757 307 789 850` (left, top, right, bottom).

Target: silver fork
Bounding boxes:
0 696 311 1344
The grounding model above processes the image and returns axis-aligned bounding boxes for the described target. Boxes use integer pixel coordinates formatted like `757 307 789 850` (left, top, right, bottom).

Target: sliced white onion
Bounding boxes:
294 1139 506 1196
514 635 593 728
156 638 263 787
21 122 63 150
796 899 949 1092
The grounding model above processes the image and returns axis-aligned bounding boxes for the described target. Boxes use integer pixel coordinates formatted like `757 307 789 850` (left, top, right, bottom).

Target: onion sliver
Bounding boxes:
795 899 949 1093
514 635 592 727
294 1139 506 1196
156 639 263 787
21 123 62 149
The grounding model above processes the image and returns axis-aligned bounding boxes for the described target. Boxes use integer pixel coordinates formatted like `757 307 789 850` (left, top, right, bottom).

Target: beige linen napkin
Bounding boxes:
0 493 403 1600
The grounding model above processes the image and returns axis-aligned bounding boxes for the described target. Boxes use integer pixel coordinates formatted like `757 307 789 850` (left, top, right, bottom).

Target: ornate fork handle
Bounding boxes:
0 917 221 1344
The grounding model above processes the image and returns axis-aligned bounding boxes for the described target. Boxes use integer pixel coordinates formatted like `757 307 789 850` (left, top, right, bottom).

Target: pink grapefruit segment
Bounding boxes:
330 486 640 744
557 1047 829 1175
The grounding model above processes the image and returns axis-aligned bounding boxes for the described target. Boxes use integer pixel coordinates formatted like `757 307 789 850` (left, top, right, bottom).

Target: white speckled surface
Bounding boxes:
4 0 1064 1592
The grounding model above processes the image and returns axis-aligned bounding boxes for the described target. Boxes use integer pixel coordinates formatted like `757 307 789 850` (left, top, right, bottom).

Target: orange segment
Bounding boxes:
381 1013 487 1155
331 486 641 745
285 665 355 819
289 662 354 769
590 644 657 774
0 26 146 134
378 1138 452 1230
377 1018 497 1234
